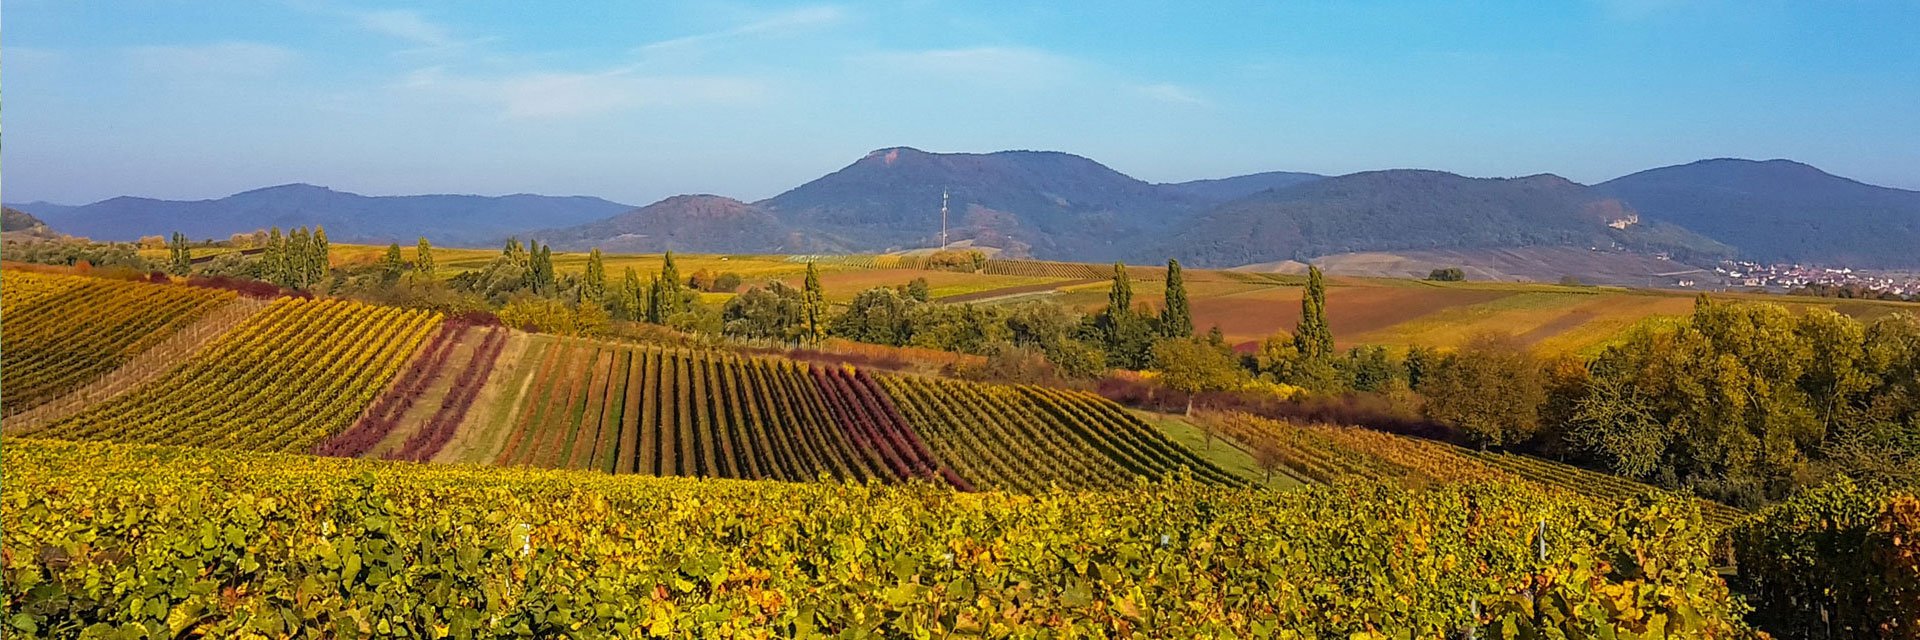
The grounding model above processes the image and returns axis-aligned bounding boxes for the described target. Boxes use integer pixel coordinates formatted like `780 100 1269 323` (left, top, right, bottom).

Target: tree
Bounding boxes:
166 232 192 276
1339 345 1398 392
1294 265 1334 362
616 267 645 321
1569 374 1669 479
1404 345 1437 390
380 242 406 283
905 277 931 303
1426 267 1465 282
415 237 436 280
656 251 686 317
1160 259 1193 338
831 287 916 345
801 261 828 344
712 272 743 293
528 242 556 295
582 248 607 305
288 228 313 289
1421 332 1546 448
1152 338 1247 418
265 227 286 286
1108 262 1134 312
722 281 807 341
311 226 330 285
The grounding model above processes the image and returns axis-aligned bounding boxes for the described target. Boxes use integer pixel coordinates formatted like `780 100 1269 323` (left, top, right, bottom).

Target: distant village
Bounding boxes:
1713 260 1920 299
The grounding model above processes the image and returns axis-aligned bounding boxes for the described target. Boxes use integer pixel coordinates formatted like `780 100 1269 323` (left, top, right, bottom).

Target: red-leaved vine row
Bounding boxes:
851 368 973 491
389 327 509 462
310 324 468 457
811 366 967 490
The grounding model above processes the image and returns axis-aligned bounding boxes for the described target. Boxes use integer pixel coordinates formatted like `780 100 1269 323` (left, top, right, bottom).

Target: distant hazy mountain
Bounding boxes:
17 150 1915 271
530 194 823 254
1598 159 1920 267
1159 171 1325 203
1154 170 1732 268
756 147 1213 260
5 184 632 245
3 207 51 233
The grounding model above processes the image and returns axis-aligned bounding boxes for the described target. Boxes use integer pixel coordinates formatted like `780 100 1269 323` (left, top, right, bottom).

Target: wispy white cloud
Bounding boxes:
400 67 765 119
637 5 845 56
354 9 459 48
125 42 296 77
1135 83 1208 106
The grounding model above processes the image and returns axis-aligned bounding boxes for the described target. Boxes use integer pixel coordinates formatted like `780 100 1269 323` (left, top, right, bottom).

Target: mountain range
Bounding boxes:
11 150 1919 269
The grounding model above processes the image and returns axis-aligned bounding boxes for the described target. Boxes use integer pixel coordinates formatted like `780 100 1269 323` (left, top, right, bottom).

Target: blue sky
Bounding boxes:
7 0 1918 206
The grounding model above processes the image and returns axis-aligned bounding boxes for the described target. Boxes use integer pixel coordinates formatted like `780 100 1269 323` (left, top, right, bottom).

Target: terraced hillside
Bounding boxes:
26 297 440 451
0 271 236 411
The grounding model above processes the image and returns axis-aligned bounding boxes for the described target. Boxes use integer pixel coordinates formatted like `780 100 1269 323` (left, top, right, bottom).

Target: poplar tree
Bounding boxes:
645 275 665 323
266 227 286 286
288 228 313 289
415 237 436 280
657 251 686 317
618 266 644 320
1294 265 1334 361
802 261 828 344
1160 258 1192 338
1108 262 1134 314
311 226 330 285
527 242 555 295
582 248 607 305
167 232 192 276
381 242 406 283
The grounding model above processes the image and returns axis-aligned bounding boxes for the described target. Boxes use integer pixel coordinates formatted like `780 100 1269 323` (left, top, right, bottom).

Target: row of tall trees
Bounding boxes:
258 226 330 290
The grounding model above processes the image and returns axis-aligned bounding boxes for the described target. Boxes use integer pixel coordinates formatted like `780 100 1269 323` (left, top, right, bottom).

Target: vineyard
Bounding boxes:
881 375 1244 491
311 323 510 461
24 297 440 452
1195 411 1747 528
0 271 235 411
2 438 1754 638
474 338 1238 491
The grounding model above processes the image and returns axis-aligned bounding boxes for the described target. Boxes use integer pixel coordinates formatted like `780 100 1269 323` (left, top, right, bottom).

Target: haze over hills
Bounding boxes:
10 184 633 246
1598 158 1920 269
12 149 1920 271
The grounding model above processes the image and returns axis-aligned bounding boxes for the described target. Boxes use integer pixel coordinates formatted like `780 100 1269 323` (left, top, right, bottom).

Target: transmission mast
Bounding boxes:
939 188 950 250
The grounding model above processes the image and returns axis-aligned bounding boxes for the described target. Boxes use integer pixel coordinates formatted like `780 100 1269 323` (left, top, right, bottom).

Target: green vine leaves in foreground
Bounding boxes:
3 439 1755 639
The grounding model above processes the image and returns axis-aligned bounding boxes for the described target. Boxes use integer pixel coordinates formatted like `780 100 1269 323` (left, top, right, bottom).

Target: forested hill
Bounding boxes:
1598 158 1920 268
756 146 1213 260
1153 169 1733 268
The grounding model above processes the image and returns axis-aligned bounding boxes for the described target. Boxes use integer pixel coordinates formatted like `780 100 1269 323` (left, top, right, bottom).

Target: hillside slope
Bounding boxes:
1598 158 1920 267
759 147 1211 260
530 194 815 254
1157 170 1733 268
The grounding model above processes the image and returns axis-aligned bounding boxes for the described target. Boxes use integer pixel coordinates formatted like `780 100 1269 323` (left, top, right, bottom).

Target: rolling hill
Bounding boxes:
1158 170 1325 202
17 150 1918 272
755 146 1213 260
1155 169 1733 268
7 184 632 245
1598 158 1920 267
528 194 815 254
